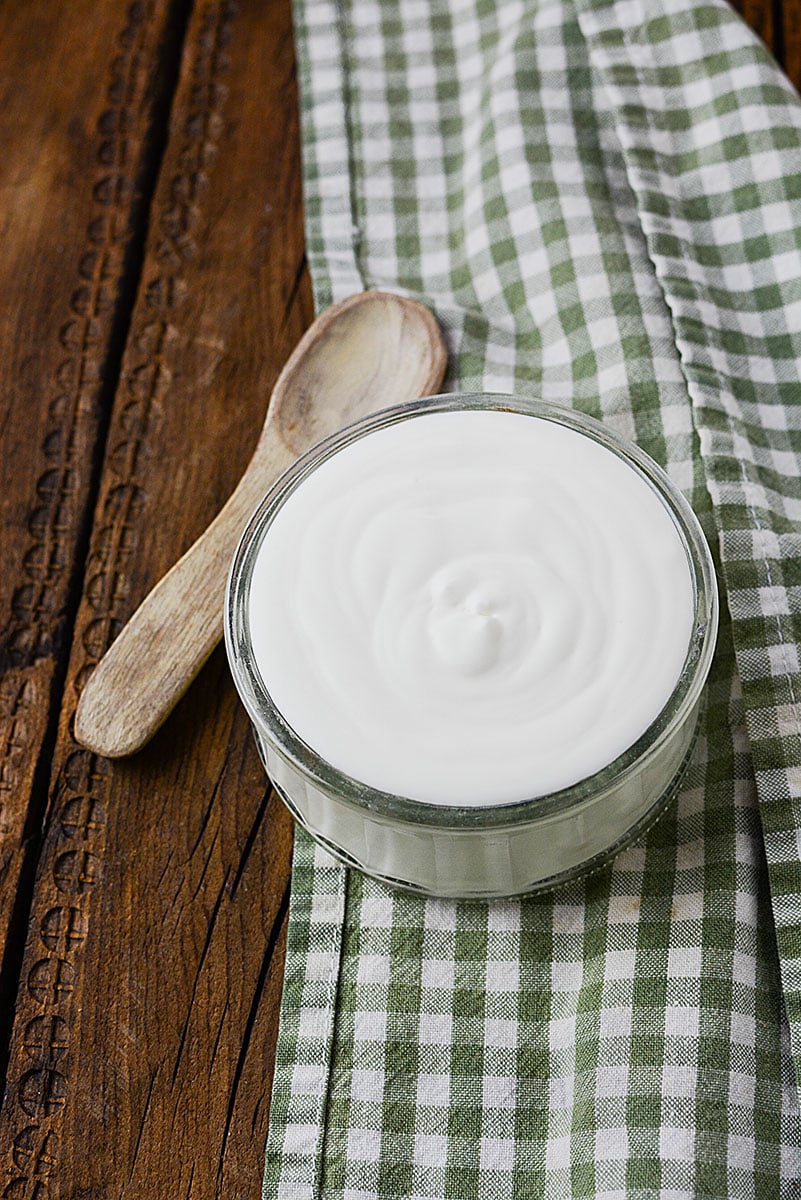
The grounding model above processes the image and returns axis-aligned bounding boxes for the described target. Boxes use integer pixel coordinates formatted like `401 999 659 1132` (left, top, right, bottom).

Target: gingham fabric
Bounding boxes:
263 0 801 1195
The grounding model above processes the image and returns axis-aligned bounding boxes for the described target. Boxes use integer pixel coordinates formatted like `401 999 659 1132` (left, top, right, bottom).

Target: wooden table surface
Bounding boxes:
0 0 798 1195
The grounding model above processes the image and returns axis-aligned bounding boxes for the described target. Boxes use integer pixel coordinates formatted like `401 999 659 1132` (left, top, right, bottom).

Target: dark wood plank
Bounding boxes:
782 0 801 89
0 0 306 1195
730 0 776 53
0 0 186 1084
733 0 801 91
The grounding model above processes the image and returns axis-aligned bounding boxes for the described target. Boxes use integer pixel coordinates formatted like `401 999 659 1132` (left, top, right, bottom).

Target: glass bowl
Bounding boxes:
225 394 718 899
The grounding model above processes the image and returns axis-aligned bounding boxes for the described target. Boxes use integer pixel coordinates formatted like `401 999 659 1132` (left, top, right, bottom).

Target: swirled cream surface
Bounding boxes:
248 410 695 806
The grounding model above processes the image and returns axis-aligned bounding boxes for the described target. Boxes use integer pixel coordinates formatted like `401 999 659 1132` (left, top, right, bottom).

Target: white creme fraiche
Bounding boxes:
247 409 695 807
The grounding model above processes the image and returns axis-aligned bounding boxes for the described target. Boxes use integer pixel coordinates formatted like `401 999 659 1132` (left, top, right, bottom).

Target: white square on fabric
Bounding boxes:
669 892 704 922
485 960 520 992
664 1006 700 1039
406 60 438 90
587 316 622 354
749 353 784 386
729 1069 756 1108
600 1005 633 1039
605 949 637 980
595 1127 628 1161
413 1132 449 1166
767 243 801 288
305 952 335 982
552 903 585 935
660 403 694 436
759 586 791 618
735 888 760 926
482 1074 517 1108
759 402 790 430
729 1132 756 1172
768 641 799 674
660 1125 694 1163
770 448 800 477
552 958 585 993
353 1009 387 1043
298 1005 330 1039
350 1069 386 1104
414 247 452 277
347 1126 382 1164
357 954 391 986
667 946 703 980
596 1064 629 1098
661 1064 697 1100
501 157 538 195
479 1136 516 1171
400 0 431 20
607 894 644 924
732 950 757 989
364 249 400 279
417 1072 451 1107
730 1010 756 1048
487 901 521 931
421 958 455 990
545 1134 570 1170
549 1015 577 1050
485 1017 518 1048
665 457 695 494
568 229 603 258
292 1063 327 1095
424 900 458 931
284 1123 322 1157
359 896 395 928
418 1011 453 1045
777 704 801 738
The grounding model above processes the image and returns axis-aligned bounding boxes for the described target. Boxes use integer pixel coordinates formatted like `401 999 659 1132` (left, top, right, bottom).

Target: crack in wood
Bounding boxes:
216 879 290 1189
170 867 232 1090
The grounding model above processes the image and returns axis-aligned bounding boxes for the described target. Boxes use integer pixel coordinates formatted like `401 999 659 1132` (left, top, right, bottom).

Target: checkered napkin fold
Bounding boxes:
264 0 801 1194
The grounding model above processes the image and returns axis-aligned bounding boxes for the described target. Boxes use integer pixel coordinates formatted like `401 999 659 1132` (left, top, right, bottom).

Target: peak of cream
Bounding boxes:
247 409 695 807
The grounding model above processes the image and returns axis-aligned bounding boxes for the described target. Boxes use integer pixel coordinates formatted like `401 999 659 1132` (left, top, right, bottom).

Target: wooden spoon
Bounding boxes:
74 291 448 757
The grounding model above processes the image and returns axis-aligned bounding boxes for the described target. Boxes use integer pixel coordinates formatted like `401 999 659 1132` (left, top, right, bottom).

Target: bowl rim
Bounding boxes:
224 392 719 831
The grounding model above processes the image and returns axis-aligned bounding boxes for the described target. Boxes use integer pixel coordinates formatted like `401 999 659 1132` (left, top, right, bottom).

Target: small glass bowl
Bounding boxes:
225 394 718 899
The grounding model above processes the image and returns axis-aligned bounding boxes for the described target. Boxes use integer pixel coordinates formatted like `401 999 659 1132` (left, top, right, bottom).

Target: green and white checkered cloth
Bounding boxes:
263 0 801 1194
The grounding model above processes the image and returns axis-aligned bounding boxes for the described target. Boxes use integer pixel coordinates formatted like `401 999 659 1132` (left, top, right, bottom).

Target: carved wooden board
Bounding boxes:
0 0 302 1194
0 0 796 1195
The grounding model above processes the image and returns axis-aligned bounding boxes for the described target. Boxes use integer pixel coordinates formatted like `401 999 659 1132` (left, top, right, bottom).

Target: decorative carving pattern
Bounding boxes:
75 4 237 687
12 1126 58 1175
39 907 88 957
0 680 39 848
8 110 131 670
26 961 75 1007
22 1018 70 1067
3 2 238 1192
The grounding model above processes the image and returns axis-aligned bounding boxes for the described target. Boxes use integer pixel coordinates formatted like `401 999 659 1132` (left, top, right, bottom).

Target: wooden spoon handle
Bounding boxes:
74 439 295 757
